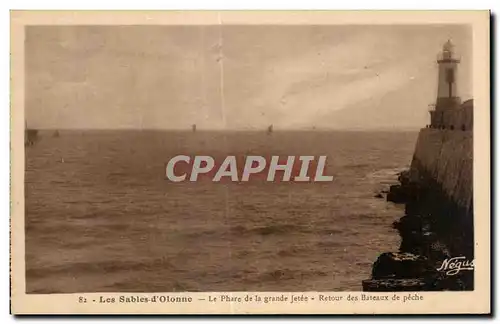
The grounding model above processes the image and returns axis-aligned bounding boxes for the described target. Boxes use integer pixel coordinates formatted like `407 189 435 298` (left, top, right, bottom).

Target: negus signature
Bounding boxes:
437 256 475 276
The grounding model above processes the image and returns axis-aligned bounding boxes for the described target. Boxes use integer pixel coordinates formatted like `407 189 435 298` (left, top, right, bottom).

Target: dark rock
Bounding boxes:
363 160 474 291
386 175 426 204
371 252 435 279
362 278 427 291
426 240 451 261
398 170 411 186
399 234 426 255
423 272 470 291
392 215 424 233
374 193 384 198
389 184 401 192
393 214 451 260
362 272 470 292
387 185 408 203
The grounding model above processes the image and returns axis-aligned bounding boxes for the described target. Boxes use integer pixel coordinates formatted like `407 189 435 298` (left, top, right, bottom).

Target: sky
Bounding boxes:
25 24 472 130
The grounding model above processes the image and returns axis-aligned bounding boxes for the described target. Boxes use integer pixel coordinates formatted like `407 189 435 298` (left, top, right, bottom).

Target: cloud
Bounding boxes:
226 29 432 128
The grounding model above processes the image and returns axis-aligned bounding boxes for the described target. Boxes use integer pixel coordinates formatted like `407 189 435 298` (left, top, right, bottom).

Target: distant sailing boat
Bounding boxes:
192 124 197 132
267 124 273 135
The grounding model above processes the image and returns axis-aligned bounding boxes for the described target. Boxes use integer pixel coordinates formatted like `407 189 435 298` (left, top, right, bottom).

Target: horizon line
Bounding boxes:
27 127 423 132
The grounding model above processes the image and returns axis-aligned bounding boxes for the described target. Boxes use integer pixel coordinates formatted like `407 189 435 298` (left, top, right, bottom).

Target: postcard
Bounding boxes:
10 10 491 315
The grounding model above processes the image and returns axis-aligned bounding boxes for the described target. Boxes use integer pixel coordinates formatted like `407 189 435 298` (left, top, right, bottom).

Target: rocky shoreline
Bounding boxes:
363 170 474 291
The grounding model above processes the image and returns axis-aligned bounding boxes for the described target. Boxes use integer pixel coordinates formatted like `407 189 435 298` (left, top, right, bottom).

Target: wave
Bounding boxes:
26 257 177 281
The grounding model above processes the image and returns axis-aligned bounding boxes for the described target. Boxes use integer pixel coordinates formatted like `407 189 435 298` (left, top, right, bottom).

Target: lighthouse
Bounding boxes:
429 40 462 129
436 39 461 108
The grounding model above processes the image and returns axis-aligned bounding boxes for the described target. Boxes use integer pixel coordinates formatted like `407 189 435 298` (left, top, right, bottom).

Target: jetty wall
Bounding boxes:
409 128 473 215
362 40 474 291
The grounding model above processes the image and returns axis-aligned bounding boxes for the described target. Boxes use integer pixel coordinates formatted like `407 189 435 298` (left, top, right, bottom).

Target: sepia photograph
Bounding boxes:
11 10 490 315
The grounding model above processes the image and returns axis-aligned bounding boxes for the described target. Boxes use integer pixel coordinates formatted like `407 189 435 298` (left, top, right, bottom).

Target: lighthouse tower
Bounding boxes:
436 39 461 108
430 40 462 128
